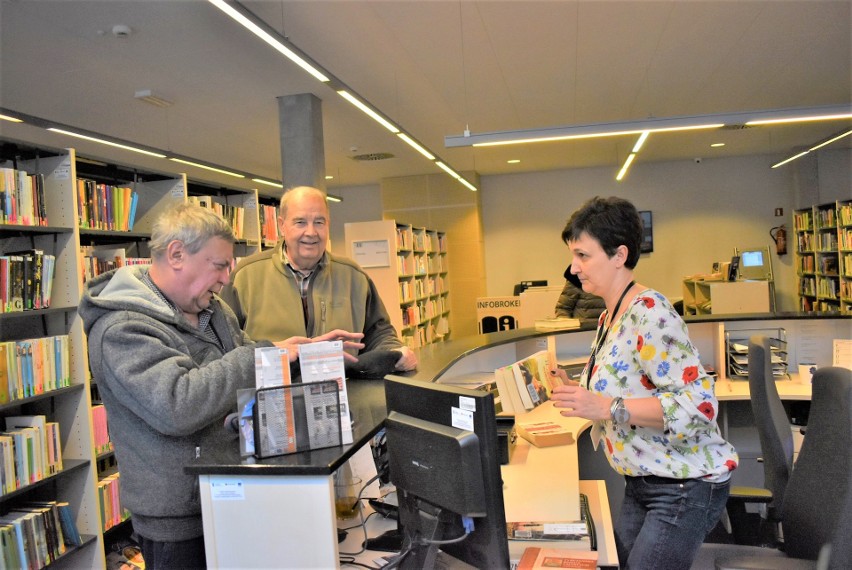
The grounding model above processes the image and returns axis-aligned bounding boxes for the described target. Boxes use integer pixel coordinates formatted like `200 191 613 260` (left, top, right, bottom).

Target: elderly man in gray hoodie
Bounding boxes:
78 202 362 569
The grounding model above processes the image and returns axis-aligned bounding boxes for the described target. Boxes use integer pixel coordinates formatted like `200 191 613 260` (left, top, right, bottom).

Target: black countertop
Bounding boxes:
185 378 388 477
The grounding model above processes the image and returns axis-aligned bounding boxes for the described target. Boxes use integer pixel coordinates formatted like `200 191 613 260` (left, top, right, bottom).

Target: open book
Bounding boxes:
494 350 564 414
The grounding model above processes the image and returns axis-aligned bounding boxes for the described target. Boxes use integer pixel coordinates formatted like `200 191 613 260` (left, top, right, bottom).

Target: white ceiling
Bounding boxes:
1 0 850 196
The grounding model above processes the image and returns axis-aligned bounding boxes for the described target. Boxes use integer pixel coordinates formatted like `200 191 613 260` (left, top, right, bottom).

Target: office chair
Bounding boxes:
723 335 794 545
706 366 852 569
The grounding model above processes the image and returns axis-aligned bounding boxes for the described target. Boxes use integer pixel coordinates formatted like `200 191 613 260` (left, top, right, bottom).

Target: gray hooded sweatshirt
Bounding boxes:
78 265 272 542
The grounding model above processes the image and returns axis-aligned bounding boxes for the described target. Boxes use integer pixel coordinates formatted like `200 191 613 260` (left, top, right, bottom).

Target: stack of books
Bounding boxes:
494 350 564 414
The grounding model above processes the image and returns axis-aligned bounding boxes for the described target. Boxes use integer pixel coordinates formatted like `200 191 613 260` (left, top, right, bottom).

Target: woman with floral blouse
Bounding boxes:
550 196 738 570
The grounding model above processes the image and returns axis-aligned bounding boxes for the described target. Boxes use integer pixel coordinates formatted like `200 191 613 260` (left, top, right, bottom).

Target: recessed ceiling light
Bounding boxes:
325 175 334 180
507 159 521 164
711 143 726 148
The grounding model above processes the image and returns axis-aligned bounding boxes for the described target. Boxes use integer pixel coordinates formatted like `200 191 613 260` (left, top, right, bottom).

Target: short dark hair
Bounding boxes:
561 196 643 269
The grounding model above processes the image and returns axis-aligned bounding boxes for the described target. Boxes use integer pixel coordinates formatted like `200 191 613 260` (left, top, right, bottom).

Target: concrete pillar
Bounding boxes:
277 93 325 191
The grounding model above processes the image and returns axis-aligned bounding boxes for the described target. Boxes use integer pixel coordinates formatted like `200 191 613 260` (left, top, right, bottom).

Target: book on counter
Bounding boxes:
514 421 574 448
534 316 581 331
494 350 563 414
507 520 589 542
517 547 597 570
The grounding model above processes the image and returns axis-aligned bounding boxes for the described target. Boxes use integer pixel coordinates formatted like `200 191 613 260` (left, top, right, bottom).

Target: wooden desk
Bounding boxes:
502 403 618 568
715 376 812 401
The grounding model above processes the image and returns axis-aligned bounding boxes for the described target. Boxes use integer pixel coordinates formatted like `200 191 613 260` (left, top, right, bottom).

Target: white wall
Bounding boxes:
480 153 802 311
328 183 382 257
327 150 849 317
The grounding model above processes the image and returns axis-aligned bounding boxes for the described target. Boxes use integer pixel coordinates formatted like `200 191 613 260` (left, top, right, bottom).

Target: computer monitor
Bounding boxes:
513 280 548 296
735 246 773 281
384 377 510 569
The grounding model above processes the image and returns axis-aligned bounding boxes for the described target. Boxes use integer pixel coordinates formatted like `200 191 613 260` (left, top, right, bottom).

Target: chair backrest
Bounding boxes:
747 335 794 521
782 366 852 561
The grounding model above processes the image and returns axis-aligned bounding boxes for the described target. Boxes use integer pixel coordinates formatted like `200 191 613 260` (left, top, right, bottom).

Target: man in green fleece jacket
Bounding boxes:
222 186 417 372
78 203 362 569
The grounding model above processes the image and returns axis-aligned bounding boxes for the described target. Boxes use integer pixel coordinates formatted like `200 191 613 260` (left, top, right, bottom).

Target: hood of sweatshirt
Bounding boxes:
78 265 179 335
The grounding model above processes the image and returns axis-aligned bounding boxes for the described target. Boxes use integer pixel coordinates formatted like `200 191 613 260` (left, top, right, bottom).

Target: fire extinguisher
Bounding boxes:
770 225 787 255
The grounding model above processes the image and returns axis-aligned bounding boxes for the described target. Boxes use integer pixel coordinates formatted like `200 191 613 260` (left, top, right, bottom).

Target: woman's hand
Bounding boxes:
550 384 611 421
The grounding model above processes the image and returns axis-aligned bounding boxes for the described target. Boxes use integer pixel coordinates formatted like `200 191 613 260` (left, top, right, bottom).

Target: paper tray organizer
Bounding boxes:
251 381 344 459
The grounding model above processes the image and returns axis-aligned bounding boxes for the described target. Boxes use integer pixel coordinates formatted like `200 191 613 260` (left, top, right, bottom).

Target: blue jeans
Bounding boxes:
138 534 207 570
615 475 730 570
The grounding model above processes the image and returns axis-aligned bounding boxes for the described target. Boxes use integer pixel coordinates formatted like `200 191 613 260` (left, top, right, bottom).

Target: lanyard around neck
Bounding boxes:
583 280 635 388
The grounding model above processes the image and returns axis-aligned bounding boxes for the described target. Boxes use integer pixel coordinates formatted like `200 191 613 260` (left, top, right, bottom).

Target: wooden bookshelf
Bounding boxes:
344 220 450 348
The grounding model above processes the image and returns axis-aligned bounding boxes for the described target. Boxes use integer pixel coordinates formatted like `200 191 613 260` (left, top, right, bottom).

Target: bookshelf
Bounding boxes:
1 139 262 567
1 145 102 567
795 200 849 314
344 220 450 348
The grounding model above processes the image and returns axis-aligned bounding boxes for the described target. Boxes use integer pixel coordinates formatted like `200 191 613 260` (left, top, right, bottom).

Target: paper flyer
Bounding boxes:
298 340 353 444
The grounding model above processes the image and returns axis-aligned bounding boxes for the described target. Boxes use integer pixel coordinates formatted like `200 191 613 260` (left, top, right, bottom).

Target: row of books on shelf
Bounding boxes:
77 179 139 232
801 297 843 312
796 233 814 252
259 203 280 244
799 276 816 296
401 317 449 348
840 203 852 226
839 229 852 250
187 196 247 240
797 255 815 273
80 246 150 283
0 250 55 313
1 415 63 494
793 210 813 231
0 500 83 570
401 299 447 328
399 277 447 303
816 277 839 299
816 206 837 228
0 168 48 227
92 404 112 456
98 472 130 532
0 336 71 404
840 281 851 301
817 232 838 250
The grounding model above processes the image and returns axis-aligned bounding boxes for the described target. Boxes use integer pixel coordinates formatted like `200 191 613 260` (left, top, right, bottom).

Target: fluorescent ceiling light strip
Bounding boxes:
448 105 852 148
435 161 461 179
0 114 23 123
771 151 810 169
326 194 342 203
747 113 852 126
616 153 636 181
170 157 245 178
809 129 852 152
48 128 167 158
632 131 650 153
337 91 400 134
458 177 478 192
208 0 329 82
470 124 722 147
397 133 435 160
252 178 284 188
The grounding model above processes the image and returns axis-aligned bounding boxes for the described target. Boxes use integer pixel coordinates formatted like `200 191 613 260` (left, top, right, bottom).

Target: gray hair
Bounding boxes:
279 186 328 218
149 202 235 260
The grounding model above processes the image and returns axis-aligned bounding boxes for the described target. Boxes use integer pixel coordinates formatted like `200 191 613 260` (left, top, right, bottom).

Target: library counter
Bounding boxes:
186 311 846 568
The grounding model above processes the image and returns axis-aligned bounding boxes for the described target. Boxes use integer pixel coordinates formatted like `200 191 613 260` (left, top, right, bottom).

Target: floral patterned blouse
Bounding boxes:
583 289 738 482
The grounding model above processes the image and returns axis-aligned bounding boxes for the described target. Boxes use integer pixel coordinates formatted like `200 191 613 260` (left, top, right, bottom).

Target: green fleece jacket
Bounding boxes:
221 244 403 355
78 266 272 542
